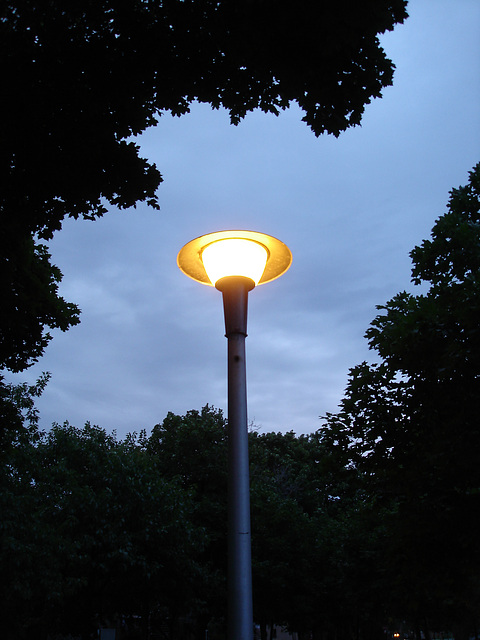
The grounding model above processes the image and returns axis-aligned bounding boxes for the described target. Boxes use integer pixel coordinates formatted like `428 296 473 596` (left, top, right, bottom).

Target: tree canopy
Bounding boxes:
1 383 387 640
321 163 480 638
0 0 408 372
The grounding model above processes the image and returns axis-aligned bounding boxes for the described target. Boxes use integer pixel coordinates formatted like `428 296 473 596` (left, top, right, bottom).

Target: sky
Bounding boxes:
9 0 480 439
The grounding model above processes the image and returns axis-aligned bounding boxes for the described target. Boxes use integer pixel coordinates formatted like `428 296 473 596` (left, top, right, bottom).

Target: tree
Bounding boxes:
3 391 416 639
248 431 334 639
321 163 480 638
147 409 359 639
0 417 203 640
148 406 229 636
0 239 80 373
0 371 50 445
0 0 408 372
0 374 50 637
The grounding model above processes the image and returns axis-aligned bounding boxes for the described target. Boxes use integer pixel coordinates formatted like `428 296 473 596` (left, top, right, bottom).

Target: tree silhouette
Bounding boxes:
0 0 408 371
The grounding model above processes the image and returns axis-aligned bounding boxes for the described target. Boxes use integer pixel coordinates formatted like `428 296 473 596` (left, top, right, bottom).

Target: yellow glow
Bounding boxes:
201 238 268 286
177 230 291 286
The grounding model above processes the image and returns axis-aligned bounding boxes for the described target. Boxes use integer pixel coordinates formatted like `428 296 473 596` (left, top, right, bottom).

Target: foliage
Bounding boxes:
0 237 80 373
1 414 202 639
367 163 480 379
0 0 408 372
0 371 50 439
2 393 372 638
248 431 325 638
148 406 229 634
321 163 480 638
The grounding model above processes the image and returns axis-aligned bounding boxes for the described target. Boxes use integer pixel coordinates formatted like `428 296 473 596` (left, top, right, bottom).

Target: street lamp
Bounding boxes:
177 230 292 640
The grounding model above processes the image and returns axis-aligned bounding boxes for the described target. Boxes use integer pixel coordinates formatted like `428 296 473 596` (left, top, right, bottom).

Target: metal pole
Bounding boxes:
217 276 254 640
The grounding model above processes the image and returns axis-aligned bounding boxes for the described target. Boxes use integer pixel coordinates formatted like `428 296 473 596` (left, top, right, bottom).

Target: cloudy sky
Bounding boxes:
10 0 480 438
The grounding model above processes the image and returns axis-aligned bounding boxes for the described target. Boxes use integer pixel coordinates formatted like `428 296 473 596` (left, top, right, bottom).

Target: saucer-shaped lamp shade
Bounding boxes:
202 238 268 286
177 230 292 287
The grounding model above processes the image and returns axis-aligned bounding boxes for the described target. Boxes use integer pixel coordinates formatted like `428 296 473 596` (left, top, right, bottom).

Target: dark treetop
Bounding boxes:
0 0 408 371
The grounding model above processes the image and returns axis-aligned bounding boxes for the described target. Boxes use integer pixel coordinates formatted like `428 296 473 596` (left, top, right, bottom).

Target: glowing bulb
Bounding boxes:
201 238 268 286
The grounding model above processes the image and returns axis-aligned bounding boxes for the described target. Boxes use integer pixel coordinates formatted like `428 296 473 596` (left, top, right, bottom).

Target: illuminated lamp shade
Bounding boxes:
177 230 292 288
202 239 268 286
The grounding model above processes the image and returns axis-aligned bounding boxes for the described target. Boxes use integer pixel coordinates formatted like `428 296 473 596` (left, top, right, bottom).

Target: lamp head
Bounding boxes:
177 230 292 288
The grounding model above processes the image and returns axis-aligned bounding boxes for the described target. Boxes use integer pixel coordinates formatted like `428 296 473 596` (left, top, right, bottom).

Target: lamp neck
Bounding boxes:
215 276 255 337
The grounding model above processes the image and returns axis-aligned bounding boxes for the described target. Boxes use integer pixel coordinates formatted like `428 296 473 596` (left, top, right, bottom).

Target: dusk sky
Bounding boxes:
10 0 480 438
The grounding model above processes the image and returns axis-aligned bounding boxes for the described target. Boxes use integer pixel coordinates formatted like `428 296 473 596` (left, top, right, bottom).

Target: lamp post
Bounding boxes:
177 231 292 640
